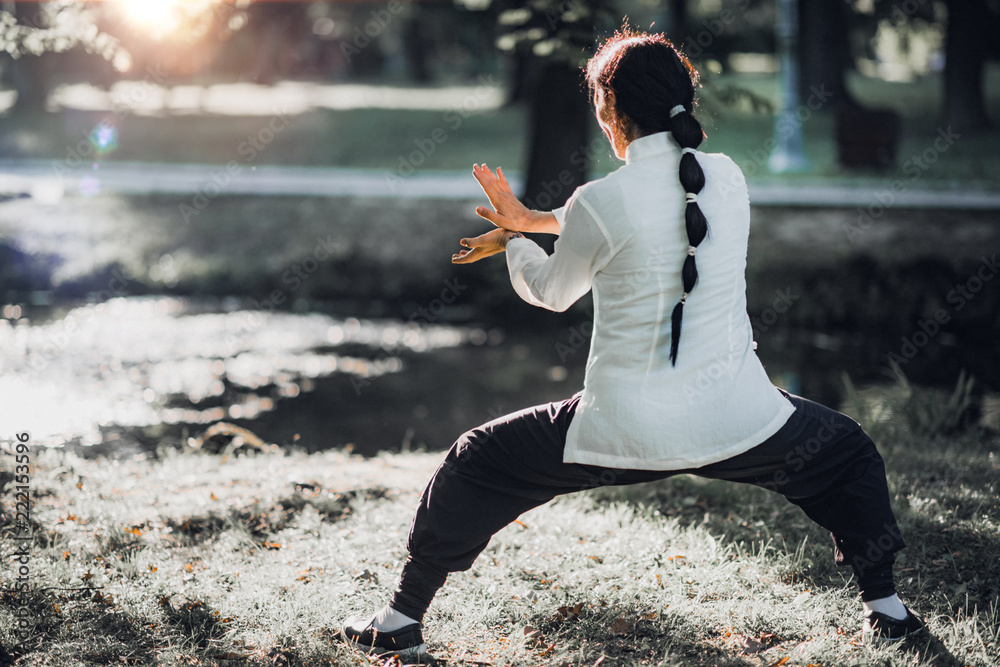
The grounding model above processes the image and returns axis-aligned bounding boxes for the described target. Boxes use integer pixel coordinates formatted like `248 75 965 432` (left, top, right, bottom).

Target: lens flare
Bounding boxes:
90 122 119 155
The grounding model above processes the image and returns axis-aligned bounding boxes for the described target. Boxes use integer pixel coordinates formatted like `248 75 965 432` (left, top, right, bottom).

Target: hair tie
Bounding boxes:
685 193 698 204
669 104 686 118
687 245 697 257
679 292 689 304
681 147 696 155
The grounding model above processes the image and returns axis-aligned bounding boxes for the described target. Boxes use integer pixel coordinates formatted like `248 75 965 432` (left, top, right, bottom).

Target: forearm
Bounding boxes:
526 210 561 235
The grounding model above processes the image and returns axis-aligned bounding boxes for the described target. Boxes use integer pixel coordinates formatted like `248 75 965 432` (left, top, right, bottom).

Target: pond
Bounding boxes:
2 192 998 456
1 297 585 456
4 295 995 457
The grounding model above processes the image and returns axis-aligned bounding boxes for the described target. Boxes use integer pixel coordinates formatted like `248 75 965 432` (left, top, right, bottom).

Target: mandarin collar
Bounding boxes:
624 131 681 165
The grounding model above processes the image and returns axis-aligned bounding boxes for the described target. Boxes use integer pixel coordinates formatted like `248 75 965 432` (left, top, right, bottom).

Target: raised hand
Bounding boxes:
472 164 545 233
452 228 519 264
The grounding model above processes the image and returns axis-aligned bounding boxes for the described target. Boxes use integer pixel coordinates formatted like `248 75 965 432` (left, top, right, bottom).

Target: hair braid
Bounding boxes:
585 28 708 367
668 107 707 366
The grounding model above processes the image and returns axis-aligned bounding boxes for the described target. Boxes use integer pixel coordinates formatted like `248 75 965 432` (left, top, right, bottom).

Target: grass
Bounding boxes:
2 385 999 666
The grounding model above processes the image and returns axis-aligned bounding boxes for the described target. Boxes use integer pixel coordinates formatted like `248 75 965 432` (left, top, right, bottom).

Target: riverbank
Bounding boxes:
1 416 998 666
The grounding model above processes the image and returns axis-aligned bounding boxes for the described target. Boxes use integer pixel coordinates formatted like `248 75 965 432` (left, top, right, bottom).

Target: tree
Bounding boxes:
797 0 858 111
942 0 994 132
838 0 996 132
495 0 614 210
0 1 129 114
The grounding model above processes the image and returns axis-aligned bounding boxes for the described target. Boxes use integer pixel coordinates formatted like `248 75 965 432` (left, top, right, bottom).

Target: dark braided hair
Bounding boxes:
586 29 707 366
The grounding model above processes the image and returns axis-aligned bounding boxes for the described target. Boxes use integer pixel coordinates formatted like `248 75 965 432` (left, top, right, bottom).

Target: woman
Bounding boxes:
342 29 923 660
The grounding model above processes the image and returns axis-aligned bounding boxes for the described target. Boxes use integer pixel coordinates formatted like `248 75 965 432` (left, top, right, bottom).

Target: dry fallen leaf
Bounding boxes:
355 569 379 584
553 602 584 621
609 616 632 635
523 625 546 648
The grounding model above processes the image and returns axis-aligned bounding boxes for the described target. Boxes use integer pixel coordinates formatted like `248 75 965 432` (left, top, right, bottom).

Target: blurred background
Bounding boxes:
0 0 998 457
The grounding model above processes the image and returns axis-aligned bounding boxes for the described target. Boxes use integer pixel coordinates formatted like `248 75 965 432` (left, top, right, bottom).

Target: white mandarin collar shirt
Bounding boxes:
505 131 794 470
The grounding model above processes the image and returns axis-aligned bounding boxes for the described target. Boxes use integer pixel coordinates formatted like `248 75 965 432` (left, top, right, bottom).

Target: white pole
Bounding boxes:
768 0 809 173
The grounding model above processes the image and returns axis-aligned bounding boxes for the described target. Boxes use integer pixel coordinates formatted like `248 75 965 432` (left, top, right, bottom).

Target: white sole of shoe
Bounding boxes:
340 629 429 661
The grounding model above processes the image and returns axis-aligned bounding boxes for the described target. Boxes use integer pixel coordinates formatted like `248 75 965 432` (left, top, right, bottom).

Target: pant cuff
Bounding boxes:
389 555 449 622
854 558 897 602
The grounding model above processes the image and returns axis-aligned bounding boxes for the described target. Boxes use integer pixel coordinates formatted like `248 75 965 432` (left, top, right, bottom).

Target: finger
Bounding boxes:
453 249 483 264
465 231 492 244
475 206 503 226
497 166 511 190
472 168 497 193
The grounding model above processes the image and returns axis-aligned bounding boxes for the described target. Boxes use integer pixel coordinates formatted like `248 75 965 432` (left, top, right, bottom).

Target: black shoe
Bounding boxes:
341 615 428 660
863 607 925 641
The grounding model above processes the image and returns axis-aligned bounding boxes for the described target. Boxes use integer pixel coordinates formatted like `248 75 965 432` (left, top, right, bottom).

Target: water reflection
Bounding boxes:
1 297 494 451
5 296 994 456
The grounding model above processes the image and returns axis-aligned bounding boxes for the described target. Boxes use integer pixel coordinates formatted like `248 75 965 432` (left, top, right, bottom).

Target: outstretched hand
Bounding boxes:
452 228 519 264
472 164 537 233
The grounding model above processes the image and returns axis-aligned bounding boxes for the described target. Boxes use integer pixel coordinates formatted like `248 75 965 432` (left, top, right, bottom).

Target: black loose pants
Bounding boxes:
390 391 905 620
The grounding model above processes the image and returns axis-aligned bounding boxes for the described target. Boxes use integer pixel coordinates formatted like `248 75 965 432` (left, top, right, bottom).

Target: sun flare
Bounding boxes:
117 0 182 34
113 0 217 40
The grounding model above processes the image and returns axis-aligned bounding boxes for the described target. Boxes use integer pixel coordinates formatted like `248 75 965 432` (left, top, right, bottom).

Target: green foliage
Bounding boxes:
842 361 978 439
496 0 616 66
893 362 977 436
700 76 775 115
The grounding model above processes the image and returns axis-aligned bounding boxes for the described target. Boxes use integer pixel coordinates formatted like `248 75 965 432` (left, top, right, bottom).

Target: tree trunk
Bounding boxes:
522 60 591 214
797 0 857 111
402 15 431 82
7 1 50 114
670 0 688 39
943 0 991 132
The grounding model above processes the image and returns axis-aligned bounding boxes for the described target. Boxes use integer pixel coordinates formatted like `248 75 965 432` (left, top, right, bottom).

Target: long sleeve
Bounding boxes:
505 190 613 312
